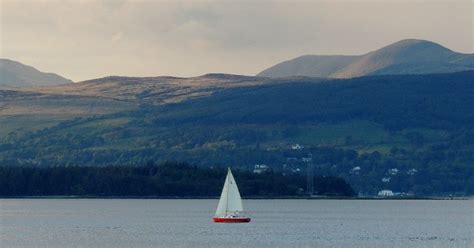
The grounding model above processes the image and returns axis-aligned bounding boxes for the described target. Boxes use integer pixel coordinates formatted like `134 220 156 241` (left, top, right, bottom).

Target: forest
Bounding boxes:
0 161 355 197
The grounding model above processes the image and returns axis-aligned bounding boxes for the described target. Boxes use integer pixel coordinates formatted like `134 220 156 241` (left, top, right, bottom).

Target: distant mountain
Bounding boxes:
258 55 360 78
258 39 474 78
0 59 72 87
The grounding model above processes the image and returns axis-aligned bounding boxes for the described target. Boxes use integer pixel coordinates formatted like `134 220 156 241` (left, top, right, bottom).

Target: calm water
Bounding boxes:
0 199 473 248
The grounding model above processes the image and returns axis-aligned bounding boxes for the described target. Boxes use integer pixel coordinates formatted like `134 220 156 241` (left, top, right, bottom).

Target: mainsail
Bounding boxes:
215 168 244 217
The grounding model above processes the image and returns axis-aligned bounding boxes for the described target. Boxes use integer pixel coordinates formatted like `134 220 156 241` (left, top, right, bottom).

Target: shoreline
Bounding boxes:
0 195 470 200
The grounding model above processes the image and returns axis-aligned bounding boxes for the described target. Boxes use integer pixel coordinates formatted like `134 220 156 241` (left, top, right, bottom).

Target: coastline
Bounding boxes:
0 195 470 200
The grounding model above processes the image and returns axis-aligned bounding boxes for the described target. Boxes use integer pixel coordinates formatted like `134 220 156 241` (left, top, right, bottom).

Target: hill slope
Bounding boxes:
21 73 270 105
257 55 359 78
0 59 73 87
0 89 137 136
258 39 474 78
0 74 286 136
1 71 473 195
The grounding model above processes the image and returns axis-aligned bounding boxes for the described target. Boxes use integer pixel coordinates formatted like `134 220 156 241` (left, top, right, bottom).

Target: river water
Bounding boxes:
0 199 473 247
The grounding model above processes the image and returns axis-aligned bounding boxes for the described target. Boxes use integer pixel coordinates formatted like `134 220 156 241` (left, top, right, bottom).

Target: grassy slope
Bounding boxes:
1 71 473 195
5 72 471 161
0 74 281 137
59 120 447 155
0 89 137 137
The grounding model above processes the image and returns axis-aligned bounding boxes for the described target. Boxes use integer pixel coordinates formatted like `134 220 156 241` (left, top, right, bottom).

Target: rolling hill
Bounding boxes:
0 73 284 136
20 73 270 105
258 39 474 78
1 71 473 195
0 89 137 136
0 59 73 87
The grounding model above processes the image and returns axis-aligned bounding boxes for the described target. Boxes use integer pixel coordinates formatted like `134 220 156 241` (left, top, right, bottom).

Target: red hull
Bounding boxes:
213 217 251 223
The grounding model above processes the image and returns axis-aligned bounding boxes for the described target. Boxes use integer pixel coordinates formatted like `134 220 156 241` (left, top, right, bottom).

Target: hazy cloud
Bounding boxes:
1 0 472 81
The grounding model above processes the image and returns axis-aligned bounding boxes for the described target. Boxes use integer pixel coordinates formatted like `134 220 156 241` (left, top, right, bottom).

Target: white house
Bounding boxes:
388 168 399 175
378 190 394 197
253 164 269 174
351 166 361 174
291 144 303 150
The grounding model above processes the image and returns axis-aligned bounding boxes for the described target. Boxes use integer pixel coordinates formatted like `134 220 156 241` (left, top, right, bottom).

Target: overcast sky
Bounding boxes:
1 0 472 81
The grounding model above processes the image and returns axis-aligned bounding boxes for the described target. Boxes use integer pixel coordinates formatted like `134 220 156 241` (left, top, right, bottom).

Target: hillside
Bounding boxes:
258 39 474 78
0 89 137 136
1 71 473 195
0 74 279 136
0 59 73 87
20 73 270 105
257 55 359 78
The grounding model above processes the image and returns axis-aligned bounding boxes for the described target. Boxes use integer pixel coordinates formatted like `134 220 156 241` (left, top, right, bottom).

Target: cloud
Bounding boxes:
1 0 472 81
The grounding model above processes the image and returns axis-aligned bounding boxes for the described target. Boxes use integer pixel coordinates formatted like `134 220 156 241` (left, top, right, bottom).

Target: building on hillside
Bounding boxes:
351 166 361 174
388 168 399 175
291 144 303 150
253 164 270 174
291 168 301 173
378 190 394 197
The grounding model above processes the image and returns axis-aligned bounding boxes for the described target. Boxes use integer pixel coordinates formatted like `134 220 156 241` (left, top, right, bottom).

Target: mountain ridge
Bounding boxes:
258 39 474 78
0 59 73 87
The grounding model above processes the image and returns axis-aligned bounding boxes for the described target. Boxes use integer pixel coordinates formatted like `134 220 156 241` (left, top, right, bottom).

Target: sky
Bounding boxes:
1 0 473 81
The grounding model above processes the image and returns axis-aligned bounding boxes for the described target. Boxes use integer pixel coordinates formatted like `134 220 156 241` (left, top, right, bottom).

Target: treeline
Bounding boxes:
0 161 355 197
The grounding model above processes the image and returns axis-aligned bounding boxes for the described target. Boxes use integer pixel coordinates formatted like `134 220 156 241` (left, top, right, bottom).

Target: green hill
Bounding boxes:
1 71 473 196
0 73 276 136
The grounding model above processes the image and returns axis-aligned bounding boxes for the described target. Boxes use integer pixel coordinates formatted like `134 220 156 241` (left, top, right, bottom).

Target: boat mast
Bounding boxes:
225 168 230 214
306 153 314 196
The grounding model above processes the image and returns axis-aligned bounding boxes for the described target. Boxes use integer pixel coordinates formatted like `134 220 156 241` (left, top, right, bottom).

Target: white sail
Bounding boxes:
215 168 244 217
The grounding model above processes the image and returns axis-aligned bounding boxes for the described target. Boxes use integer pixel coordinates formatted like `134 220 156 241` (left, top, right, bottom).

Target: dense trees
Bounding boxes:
0 162 355 197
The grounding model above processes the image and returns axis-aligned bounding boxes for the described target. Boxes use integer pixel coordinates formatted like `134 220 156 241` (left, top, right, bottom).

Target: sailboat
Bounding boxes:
213 168 251 223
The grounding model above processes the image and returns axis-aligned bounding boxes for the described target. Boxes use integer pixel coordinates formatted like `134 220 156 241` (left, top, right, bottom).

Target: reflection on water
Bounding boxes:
1 199 473 248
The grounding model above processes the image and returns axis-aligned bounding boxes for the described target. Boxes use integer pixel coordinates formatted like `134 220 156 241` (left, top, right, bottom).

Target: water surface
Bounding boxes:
1 199 473 247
